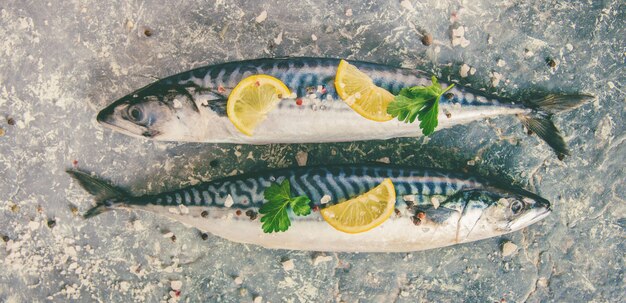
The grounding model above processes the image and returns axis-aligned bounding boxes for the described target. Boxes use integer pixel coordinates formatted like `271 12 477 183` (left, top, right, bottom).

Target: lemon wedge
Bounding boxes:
334 59 395 122
320 178 396 234
227 75 291 136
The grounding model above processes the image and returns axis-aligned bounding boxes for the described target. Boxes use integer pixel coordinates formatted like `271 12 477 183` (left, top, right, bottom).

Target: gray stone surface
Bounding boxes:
0 1 624 302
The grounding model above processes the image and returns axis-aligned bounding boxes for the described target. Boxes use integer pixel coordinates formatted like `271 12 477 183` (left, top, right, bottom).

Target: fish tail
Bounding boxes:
519 94 594 157
66 170 128 219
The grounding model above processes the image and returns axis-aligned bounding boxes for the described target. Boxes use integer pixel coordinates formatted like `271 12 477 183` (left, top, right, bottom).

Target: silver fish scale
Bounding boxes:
137 165 484 209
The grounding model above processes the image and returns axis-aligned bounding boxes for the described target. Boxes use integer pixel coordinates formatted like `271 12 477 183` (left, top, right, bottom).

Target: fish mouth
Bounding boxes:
96 106 114 125
96 107 150 139
508 207 551 231
96 109 123 131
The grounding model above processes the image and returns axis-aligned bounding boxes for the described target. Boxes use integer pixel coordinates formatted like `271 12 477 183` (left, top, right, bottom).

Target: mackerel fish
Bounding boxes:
97 57 593 156
69 165 551 252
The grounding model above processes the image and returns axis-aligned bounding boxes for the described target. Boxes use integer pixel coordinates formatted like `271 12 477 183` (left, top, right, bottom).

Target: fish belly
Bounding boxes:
200 100 528 144
137 205 462 252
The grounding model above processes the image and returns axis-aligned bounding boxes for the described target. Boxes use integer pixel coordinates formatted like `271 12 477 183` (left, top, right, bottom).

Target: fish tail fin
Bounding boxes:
519 94 594 158
66 170 128 219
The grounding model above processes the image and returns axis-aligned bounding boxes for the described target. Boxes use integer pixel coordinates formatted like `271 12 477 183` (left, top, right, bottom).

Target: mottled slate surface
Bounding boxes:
0 1 624 302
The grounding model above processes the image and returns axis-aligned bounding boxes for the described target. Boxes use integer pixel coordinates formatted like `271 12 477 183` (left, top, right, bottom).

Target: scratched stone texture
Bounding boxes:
0 0 624 302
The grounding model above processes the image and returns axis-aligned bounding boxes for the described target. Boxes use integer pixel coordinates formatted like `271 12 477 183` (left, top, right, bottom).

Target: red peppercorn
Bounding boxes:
235 210 242 216
296 98 303 106
417 212 426 220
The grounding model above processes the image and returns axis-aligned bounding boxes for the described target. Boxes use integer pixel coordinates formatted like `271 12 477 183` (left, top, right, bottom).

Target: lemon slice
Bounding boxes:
320 178 396 234
334 60 395 122
227 75 291 136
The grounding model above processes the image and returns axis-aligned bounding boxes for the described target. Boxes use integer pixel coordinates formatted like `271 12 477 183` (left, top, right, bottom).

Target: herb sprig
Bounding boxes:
386 76 454 136
259 180 311 233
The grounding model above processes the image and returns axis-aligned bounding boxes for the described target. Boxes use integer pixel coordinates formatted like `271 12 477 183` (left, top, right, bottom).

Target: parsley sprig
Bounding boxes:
259 180 311 233
386 76 454 136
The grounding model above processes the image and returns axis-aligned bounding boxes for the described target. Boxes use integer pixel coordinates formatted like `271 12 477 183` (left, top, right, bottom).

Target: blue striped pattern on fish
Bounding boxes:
163 57 508 108
134 165 483 209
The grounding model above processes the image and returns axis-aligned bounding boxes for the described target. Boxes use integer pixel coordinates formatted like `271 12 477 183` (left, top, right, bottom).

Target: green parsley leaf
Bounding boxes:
386 76 454 136
259 180 311 233
290 196 312 216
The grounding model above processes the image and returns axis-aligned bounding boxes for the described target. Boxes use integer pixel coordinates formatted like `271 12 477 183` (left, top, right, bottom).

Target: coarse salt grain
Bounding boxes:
460 64 470 78
282 259 295 271
234 276 243 285
178 205 189 215
224 195 234 208
255 10 267 23
170 280 182 291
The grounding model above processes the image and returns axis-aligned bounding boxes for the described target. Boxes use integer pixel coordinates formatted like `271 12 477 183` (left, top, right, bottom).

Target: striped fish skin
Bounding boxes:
81 165 551 252
96 57 529 144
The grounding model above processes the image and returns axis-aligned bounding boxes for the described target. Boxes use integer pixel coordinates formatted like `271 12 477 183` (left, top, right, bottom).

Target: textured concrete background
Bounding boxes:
1 0 624 302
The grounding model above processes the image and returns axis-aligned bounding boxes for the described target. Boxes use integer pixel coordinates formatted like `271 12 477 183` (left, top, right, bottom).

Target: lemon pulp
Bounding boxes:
334 60 395 122
320 178 396 234
226 75 291 136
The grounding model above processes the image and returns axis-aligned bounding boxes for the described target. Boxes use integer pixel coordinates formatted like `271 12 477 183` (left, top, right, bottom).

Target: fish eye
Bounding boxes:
510 200 524 214
127 105 144 122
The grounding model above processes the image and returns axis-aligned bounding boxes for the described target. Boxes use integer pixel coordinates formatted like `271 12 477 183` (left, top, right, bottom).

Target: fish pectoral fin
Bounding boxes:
518 93 594 157
192 88 229 116
204 96 228 116
518 113 569 157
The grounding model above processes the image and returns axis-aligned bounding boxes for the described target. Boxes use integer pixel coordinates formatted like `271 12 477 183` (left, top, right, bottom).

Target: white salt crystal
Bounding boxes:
502 241 518 257
460 64 470 78
255 10 267 23
170 280 182 291
224 194 234 208
282 259 295 271
178 205 189 215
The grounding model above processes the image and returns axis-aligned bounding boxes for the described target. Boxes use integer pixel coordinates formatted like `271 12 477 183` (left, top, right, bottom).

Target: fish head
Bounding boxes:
442 187 551 242
97 84 205 141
